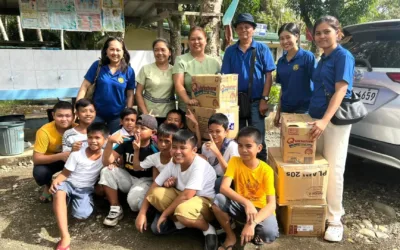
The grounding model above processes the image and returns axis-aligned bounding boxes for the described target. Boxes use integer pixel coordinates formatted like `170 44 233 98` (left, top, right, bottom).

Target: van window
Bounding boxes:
341 32 400 68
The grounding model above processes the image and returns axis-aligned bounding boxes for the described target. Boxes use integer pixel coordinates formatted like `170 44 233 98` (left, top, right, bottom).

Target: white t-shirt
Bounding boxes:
62 128 88 152
140 152 171 173
64 147 103 188
155 155 216 199
202 140 239 177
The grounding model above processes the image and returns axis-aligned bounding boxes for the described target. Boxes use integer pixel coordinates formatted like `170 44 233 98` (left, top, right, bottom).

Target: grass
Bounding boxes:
0 100 52 116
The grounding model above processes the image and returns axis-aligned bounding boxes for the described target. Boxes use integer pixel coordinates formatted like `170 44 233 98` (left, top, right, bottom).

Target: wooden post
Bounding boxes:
0 17 9 41
60 30 65 50
17 16 24 42
37 29 43 42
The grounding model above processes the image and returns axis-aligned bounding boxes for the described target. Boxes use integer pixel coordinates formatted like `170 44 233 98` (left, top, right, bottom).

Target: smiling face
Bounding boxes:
106 40 124 64
279 30 298 52
236 22 255 41
208 123 228 145
153 41 171 64
171 140 196 165
87 131 106 151
237 135 262 161
189 30 207 54
76 104 95 125
314 22 338 51
53 109 74 129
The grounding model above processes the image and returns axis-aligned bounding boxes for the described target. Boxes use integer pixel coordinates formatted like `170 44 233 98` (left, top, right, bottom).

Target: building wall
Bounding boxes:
124 28 157 50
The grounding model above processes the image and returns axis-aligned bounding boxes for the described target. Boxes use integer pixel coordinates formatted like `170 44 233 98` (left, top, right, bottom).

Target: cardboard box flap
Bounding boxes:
269 147 328 167
282 114 313 124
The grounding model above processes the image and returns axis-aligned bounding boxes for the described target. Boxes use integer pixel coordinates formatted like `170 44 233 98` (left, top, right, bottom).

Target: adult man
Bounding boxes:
221 13 276 161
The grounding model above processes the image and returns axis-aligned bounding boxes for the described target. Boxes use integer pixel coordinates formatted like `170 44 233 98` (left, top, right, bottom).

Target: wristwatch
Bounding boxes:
262 96 270 101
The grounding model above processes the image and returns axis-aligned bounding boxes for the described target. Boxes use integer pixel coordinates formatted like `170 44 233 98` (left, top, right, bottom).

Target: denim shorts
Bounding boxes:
56 181 94 219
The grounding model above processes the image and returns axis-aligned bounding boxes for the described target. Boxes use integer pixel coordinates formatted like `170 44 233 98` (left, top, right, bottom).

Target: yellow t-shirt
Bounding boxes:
224 156 275 208
34 121 63 155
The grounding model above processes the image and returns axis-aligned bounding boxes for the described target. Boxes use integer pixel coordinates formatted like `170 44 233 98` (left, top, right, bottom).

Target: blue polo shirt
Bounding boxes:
276 48 315 113
221 40 276 99
85 61 135 119
309 45 354 119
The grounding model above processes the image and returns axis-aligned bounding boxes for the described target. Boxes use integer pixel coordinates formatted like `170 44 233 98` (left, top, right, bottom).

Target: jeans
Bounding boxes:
94 116 121 134
239 100 267 161
33 161 65 187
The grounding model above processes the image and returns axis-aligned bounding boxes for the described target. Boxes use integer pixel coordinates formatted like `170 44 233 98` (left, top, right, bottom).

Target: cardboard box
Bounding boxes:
187 106 239 140
191 74 238 109
281 114 316 164
268 147 328 206
279 203 327 237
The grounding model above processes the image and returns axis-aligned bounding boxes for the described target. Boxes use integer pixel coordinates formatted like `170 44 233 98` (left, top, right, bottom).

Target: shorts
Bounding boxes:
56 181 94 219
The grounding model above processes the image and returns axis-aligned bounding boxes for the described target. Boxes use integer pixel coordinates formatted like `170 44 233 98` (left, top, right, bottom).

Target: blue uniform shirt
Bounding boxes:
85 61 135 119
309 45 354 119
221 40 276 99
276 48 315 113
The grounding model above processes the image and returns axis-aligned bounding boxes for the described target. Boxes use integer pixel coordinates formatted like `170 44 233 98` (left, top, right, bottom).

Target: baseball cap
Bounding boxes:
137 114 158 130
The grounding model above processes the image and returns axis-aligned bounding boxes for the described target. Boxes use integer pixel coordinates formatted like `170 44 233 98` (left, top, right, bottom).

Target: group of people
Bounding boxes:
31 12 355 250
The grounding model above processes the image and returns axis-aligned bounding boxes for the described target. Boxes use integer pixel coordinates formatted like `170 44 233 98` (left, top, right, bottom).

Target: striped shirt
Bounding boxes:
62 128 87 152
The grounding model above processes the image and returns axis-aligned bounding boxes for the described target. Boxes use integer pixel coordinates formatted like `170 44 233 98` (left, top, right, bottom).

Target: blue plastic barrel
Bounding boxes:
0 121 25 156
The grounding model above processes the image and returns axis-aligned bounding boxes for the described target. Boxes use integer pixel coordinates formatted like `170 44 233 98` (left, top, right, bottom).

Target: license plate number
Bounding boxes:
353 87 379 105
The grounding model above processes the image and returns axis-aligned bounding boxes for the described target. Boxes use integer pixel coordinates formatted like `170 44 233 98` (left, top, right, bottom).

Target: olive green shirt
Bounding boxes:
172 53 221 111
137 63 175 118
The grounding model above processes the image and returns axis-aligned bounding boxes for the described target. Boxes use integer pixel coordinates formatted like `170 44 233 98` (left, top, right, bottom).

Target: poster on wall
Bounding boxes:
18 0 124 32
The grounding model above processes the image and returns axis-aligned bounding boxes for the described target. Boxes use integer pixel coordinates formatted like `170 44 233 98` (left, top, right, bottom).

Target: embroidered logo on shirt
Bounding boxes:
293 64 299 71
118 77 124 83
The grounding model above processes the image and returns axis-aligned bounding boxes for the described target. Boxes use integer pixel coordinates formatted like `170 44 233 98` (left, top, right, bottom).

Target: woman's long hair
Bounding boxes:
101 37 130 72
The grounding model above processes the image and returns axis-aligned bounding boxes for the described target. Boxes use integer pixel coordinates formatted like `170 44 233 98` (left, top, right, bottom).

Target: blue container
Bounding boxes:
0 121 25 156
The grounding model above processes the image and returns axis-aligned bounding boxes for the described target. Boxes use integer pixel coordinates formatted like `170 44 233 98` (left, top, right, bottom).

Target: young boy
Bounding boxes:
33 101 75 203
100 114 158 226
165 109 202 149
202 113 239 193
50 122 109 250
113 108 137 137
212 127 279 249
136 130 218 250
62 98 96 152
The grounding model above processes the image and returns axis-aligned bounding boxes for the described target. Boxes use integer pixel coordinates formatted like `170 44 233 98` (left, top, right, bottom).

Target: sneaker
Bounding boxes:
150 212 178 235
324 223 344 242
204 234 218 250
103 206 123 226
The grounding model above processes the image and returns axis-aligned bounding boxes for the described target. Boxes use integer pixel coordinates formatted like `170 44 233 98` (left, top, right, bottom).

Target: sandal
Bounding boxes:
55 240 70 250
251 235 264 246
39 192 52 203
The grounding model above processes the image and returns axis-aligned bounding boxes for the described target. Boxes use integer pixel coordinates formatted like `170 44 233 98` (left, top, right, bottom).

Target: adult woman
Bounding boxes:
77 37 135 134
309 16 355 242
274 23 315 126
135 38 175 125
173 26 221 112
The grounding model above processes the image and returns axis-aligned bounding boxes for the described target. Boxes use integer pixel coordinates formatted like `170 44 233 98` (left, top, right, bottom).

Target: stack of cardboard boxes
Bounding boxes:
268 114 329 237
187 74 239 140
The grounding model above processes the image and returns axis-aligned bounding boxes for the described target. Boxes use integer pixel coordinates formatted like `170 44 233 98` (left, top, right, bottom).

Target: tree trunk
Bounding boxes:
167 14 182 64
199 0 223 57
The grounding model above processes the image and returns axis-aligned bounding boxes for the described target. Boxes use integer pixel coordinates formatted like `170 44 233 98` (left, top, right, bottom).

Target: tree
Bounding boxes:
199 0 223 56
359 0 400 22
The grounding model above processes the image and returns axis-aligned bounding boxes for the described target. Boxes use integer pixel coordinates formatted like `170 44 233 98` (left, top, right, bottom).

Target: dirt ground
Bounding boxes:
0 155 399 250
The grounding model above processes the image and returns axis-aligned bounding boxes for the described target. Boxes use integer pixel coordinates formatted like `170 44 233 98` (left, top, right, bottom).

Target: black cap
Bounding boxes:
233 13 257 28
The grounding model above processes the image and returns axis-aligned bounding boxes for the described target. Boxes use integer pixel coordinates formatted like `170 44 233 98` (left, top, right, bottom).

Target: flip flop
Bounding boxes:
39 192 52 203
55 241 70 250
219 244 234 250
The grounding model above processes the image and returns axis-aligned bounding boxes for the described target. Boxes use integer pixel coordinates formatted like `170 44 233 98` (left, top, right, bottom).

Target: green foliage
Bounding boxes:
222 0 261 21
269 84 281 105
359 0 400 22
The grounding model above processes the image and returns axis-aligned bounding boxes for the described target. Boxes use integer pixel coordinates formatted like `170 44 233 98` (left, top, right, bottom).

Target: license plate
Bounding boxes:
353 87 379 105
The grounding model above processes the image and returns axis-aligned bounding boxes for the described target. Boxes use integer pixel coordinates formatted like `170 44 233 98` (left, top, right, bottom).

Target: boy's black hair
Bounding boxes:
166 109 185 124
120 108 138 120
87 122 110 137
75 98 95 111
208 113 229 130
158 123 180 138
236 126 262 145
53 101 73 113
172 129 197 148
